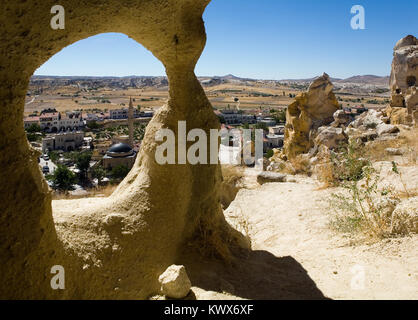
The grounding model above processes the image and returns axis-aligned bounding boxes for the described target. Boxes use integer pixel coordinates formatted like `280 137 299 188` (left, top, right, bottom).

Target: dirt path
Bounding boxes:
181 176 417 300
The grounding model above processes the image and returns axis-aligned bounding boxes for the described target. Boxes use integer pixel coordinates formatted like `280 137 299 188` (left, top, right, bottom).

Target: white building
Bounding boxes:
39 110 84 133
268 125 285 135
218 110 257 125
257 117 277 127
109 108 154 120
42 131 85 153
265 134 283 149
110 108 141 119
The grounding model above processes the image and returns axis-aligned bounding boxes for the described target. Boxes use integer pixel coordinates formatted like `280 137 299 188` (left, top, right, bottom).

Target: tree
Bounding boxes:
26 132 41 142
48 165 77 192
255 122 268 131
217 115 226 124
26 123 42 133
87 121 102 130
266 149 274 159
76 152 92 180
92 165 106 186
111 165 130 181
48 151 60 163
274 109 287 124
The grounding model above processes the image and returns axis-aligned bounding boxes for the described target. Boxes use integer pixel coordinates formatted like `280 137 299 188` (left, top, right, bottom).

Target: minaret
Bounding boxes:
128 97 134 148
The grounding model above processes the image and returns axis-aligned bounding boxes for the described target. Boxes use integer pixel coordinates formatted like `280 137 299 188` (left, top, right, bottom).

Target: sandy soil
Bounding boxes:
180 173 417 300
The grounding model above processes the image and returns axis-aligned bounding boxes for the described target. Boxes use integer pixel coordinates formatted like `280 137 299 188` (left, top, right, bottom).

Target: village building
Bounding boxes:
257 117 277 127
110 107 141 119
23 116 40 129
31 108 85 133
86 112 109 122
42 131 85 153
264 125 285 150
265 133 284 149
109 107 154 120
268 125 285 136
217 109 257 125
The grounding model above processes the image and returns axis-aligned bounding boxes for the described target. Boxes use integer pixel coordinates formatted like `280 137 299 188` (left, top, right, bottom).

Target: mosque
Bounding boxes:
101 98 137 171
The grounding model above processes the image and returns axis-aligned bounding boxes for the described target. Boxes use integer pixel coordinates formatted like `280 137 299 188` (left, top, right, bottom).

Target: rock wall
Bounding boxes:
389 35 418 124
0 0 242 299
282 73 340 160
390 35 418 94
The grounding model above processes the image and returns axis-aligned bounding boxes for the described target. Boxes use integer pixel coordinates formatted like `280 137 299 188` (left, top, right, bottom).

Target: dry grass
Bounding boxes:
220 165 245 209
314 161 335 189
276 155 311 176
221 165 244 184
186 166 251 264
52 184 117 200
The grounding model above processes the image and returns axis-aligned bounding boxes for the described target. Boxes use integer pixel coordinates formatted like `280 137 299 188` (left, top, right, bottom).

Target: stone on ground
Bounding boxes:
257 172 287 185
376 123 400 136
159 265 192 299
391 197 418 235
314 126 347 150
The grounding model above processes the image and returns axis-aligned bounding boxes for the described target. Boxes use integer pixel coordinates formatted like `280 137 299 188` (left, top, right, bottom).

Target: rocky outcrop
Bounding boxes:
348 109 399 137
314 126 347 150
385 105 411 125
349 109 384 130
405 87 418 123
332 110 353 127
391 197 418 235
376 123 400 136
283 73 341 159
389 35 418 125
390 35 418 93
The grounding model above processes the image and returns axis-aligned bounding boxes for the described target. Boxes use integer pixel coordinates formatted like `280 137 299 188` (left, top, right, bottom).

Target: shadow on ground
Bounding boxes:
179 248 329 300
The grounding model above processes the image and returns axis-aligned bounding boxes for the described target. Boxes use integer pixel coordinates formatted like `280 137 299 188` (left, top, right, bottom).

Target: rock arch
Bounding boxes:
0 0 242 299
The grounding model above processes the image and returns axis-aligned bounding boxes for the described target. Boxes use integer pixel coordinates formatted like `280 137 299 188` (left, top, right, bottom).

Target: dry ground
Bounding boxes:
24 82 388 116
179 170 417 300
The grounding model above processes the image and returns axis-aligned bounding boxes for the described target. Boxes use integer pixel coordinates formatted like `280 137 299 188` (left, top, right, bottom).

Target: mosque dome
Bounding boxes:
106 143 134 158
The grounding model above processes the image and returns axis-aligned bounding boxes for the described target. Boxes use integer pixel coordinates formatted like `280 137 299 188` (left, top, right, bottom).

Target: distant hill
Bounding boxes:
31 73 390 89
279 76 342 83
336 75 390 86
278 75 389 86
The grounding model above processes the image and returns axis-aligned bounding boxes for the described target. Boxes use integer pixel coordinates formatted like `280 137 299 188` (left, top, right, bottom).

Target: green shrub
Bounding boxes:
48 165 77 192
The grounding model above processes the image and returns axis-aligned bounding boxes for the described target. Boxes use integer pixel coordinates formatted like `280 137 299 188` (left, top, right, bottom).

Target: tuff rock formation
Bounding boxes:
388 35 418 124
282 73 340 160
0 0 245 299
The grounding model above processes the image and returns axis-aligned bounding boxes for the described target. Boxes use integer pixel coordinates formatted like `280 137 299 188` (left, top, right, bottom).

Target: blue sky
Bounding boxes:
35 0 417 80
